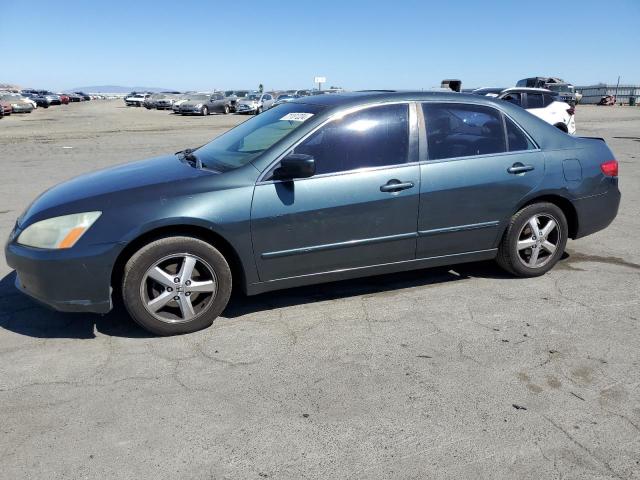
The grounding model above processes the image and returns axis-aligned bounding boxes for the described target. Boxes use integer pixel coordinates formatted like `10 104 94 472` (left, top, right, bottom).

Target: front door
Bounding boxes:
417 102 545 258
251 103 420 281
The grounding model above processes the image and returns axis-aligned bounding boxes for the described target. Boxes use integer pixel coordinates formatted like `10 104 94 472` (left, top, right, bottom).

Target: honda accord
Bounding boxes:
5 92 620 335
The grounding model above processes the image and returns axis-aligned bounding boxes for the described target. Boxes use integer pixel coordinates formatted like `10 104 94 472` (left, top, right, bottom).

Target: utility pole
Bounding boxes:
614 75 620 103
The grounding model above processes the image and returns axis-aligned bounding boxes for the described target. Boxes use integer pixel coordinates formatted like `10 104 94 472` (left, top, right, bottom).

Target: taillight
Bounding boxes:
601 160 618 177
566 107 575 115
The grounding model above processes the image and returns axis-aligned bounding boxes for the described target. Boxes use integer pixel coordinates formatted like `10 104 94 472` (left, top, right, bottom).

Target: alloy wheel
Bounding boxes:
516 214 561 268
140 254 218 323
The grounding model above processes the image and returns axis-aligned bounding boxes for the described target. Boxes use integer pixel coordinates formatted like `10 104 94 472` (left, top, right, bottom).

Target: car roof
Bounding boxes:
289 90 500 108
502 87 552 94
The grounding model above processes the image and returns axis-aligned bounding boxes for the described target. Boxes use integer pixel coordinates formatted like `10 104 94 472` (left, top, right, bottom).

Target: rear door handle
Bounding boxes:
507 163 535 174
380 180 415 192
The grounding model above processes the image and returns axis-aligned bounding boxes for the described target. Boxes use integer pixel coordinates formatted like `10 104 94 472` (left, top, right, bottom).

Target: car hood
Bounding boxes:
238 99 259 104
19 155 218 227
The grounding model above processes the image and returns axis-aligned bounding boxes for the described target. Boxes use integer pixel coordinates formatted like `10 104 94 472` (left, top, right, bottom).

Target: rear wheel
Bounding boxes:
122 236 232 335
496 203 568 277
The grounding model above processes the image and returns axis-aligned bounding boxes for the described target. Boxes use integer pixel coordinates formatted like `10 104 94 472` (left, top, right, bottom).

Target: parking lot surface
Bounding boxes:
0 101 639 479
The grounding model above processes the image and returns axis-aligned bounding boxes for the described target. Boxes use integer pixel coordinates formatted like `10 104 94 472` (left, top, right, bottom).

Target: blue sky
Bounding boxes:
2 0 638 91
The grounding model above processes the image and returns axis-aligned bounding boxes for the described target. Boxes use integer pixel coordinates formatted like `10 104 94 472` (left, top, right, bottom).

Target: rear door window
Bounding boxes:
422 103 507 160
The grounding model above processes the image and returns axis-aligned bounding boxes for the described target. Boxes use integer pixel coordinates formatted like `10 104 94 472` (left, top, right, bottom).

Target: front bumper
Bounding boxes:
5 238 122 314
236 104 257 113
179 107 202 114
11 105 33 113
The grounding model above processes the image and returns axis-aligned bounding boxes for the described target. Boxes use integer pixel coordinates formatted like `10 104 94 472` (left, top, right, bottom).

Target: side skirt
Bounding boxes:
246 248 497 295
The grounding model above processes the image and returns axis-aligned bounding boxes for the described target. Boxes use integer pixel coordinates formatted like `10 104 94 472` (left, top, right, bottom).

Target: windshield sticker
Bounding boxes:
280 112 314 122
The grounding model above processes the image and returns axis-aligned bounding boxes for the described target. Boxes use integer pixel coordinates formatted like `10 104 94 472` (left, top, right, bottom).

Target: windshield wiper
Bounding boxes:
176 148 202 169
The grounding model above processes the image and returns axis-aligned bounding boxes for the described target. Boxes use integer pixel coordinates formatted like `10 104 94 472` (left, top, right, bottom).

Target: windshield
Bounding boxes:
245 94 260 101
192 103 323 172
188 94 210 101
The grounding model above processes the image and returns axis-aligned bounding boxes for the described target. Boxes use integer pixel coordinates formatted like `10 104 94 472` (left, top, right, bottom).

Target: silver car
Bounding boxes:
236 93 275 115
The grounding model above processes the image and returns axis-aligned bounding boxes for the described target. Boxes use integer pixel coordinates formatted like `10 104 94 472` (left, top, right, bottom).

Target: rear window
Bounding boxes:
526 93 544 109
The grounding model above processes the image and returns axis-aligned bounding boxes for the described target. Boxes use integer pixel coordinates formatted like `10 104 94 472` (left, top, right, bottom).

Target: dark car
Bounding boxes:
5 92 620 336
21 92 50 108
471 87 506 97
178 93 230 115
64 93 83 102
75 91 91 101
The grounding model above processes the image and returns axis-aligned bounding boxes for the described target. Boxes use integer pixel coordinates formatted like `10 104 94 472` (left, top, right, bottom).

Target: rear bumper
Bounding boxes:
573 183 621 239
4 239 122 314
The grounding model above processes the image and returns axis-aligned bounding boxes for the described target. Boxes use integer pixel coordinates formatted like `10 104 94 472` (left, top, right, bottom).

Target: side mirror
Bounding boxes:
273 154 315 180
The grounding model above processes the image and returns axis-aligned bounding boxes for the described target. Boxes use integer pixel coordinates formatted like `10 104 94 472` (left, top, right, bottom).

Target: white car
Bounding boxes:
499 88 576 135
236 93 275 115
124 93 150 107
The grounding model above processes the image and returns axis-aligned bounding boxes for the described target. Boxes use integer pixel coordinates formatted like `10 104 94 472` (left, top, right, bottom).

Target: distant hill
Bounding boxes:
68 85 175 93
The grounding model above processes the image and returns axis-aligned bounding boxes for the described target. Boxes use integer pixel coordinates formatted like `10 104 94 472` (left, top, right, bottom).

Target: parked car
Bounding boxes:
64 92 83 102
124 93 150 107
41 91 62 106
172 95 190 113
544 83 581 106
0 100 10 117
154 92 181 110
0 93 34 113
75 91 91 101
58 94 70 105
498 88 576 134
224 90 250 112
599 95 616 106
272 94 300 107
143 93 164 109
21 92 49 108
236 93 275 114
4 91 620 335
471 87 506 97
178 93 230 116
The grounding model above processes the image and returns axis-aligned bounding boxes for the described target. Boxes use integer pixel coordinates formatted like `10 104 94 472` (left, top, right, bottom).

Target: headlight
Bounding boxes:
17 212 101 249
194 103 203 108
11 103 18 108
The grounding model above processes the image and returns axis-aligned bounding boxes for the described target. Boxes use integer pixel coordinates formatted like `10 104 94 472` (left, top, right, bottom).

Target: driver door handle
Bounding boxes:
380 180 415 192
507 163 535 174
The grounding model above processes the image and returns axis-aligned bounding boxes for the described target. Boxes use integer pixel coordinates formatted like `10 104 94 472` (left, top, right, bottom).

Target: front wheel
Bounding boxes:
201 106 209 116
122 236 232 335
496 203 568 277
223 104 230 114
255 106 262 115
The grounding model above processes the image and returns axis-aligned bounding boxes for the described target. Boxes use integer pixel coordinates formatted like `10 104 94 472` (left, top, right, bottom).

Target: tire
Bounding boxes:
255 106 262 115
496 202 568 277
201 106 209 116
122 236 232 336
554 123 568 133
223 104 230 114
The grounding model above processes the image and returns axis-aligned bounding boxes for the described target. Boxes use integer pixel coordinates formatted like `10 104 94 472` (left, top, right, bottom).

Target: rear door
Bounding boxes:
417 102 545 258
251 103 420 281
